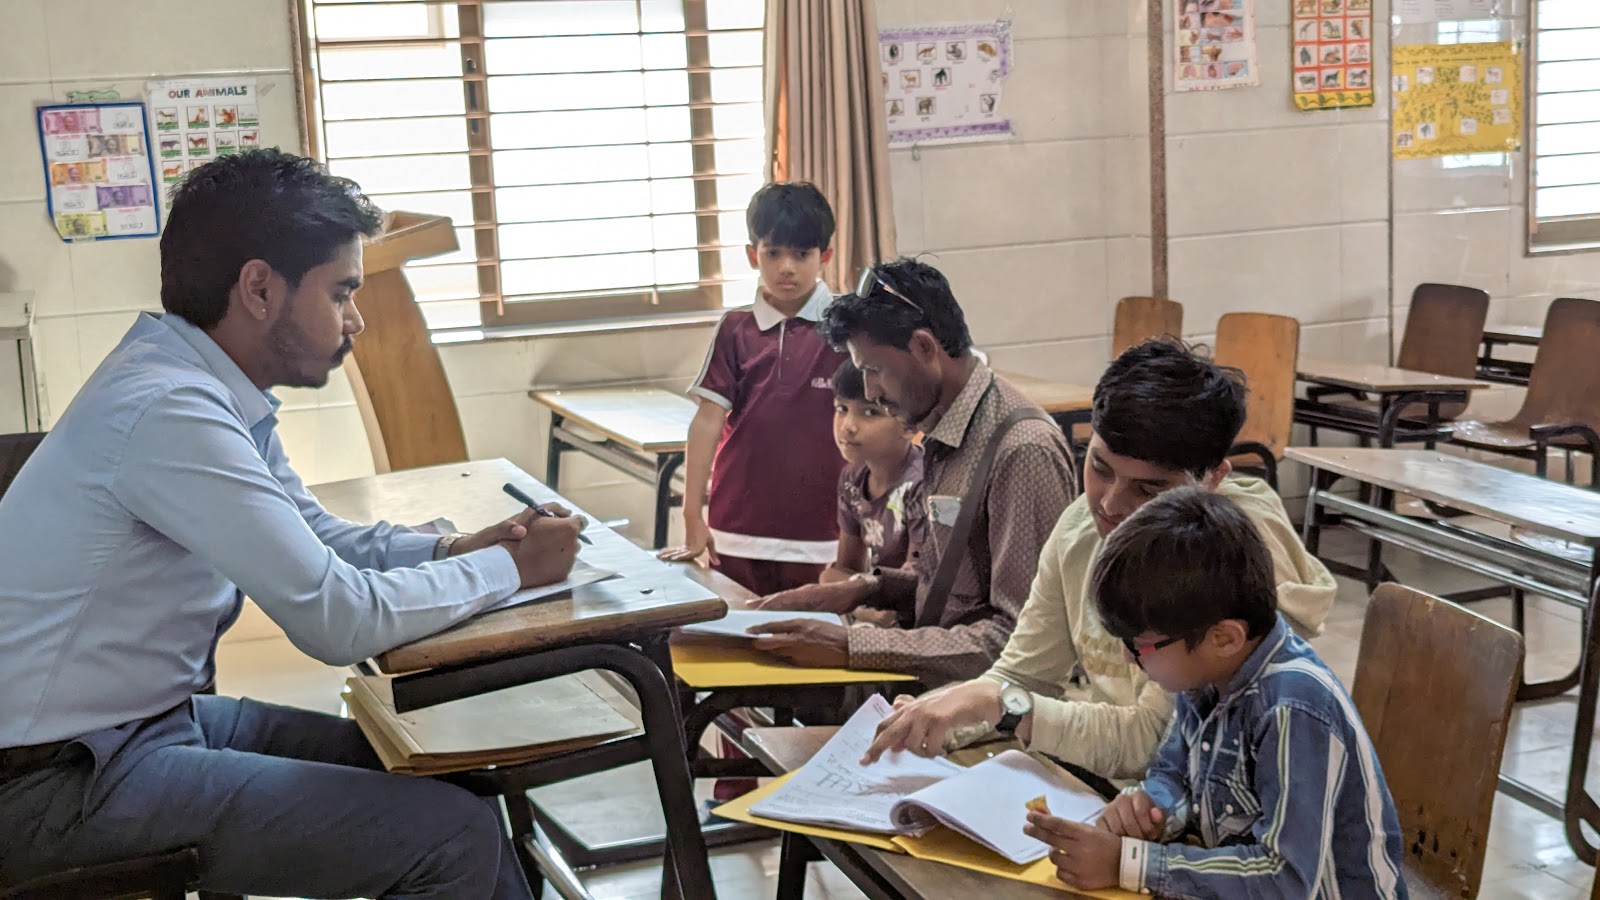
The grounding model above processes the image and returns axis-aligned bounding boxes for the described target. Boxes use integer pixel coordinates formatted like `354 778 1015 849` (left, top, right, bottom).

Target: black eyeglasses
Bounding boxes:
1122 635 1184 668
855 266 922 312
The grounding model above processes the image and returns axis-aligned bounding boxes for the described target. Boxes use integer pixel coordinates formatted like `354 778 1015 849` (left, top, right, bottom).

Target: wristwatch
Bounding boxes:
433 532 466 560
995 683 1033 737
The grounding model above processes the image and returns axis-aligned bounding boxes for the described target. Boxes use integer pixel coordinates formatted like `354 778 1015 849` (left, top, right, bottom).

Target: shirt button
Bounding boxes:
1201 741 1210 751
1225 804 1234 814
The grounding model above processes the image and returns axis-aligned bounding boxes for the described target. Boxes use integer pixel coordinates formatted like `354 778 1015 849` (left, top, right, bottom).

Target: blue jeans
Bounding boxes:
0 695 535 899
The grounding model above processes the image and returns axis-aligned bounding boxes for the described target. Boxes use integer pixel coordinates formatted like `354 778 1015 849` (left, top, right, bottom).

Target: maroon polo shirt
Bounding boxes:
689 283 846 562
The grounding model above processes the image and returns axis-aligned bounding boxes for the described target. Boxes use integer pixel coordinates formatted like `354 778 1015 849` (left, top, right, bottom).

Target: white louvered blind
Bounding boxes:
295 0 766 331
1530 0 1600 250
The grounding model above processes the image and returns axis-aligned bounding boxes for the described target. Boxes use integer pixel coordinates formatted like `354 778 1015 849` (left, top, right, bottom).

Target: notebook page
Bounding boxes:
481 560 613 613
893 749 1106 864
747 694 966 833
678 609 844 640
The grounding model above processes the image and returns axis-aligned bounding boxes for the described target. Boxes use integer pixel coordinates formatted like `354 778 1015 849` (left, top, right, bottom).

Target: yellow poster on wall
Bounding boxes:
1392 41 1522 158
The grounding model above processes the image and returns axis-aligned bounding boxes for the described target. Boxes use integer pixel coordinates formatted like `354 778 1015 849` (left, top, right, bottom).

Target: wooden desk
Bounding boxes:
1295 357 1492 448
313 458 725 898
530 387 698 549
1287 447 1600 863
743 726 1122 900
1479 326 1542 386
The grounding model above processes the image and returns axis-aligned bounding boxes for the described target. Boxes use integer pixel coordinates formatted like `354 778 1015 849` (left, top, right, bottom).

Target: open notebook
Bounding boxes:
746 695 1106 865
677 608 843 641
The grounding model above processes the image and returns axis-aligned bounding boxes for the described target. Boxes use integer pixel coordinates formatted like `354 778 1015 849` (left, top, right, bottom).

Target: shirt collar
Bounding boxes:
751 281 831 331
158 312 279 428
1214 614 1291 703
921 361 994 451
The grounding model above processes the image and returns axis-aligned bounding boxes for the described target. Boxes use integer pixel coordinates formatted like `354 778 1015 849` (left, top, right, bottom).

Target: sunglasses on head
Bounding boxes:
855 266 923 312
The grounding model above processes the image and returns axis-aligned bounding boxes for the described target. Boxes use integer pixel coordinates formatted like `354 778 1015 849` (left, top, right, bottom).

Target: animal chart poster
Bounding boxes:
879 19 1013 146
146 76 262 188
1175 0 1259 91
1392 42 1522 158
36 102 161 242
1292 0 1377 109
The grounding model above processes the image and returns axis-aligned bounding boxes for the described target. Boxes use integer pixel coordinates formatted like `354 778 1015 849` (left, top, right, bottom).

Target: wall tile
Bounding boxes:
0 0 50 84
43 0 293 80
920 138 1108 249
985 335 1112 387
0 201 73 316
1391 208 1513 302
1106 236 1154 302
878 0 1098 40
889 148 925 254
938 240 1109 347
1170 226 1344 331
1168 126 1344 237
0 85 55 204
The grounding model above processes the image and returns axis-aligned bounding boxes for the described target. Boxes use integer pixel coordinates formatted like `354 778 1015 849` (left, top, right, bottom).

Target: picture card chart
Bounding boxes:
1292 0 1377 109
1392 41 1521 157
1175 0 1259 92
146 76 261 188
37 102 160 242
879 19 1013 146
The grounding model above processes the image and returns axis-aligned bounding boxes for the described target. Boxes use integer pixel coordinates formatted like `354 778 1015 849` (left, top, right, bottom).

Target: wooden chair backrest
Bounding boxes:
1512 297 1600 429
1213 312 1299 459
1398 284 1489 420
1351 584 1523 899
0 431 45 500
1112 296 1184 358
346 212 469 473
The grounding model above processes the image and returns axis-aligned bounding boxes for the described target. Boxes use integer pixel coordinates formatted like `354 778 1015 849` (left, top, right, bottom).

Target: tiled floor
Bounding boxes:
215 525 1600 899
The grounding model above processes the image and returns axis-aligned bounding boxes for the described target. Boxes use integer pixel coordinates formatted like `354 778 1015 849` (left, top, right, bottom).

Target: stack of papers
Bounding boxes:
744 696 1106 865
677 608 844 641
481 560 614 614
346 671 640 776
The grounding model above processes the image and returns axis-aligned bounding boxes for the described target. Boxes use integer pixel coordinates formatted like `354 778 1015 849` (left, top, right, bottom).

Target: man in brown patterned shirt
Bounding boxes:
749 259 1077 684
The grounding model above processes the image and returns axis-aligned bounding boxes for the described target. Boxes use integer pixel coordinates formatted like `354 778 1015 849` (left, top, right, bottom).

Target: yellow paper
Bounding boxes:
710 771 905 852
893 827 1140 898
1392 41 1522 158
670 640 917 688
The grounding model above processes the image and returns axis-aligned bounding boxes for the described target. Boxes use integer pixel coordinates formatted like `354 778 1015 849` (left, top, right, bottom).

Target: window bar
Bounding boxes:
684 0 725 309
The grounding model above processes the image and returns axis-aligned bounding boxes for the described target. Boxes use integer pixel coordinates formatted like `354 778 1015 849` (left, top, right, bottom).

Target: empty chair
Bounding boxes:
1449 297 1600 485
1213 312 1300 490
1351 584 1523 900
1112 296 1184 358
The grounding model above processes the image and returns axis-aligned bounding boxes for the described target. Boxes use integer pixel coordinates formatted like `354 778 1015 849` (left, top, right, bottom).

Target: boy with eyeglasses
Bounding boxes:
1024 487 1405 898
862 339 1335 796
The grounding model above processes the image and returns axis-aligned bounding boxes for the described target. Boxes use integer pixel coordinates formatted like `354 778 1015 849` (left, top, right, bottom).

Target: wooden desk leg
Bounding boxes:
546 413 566 490
654 452 684 550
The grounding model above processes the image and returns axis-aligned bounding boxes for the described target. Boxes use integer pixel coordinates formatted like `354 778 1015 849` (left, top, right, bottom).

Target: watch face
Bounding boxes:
1002 688 1031 715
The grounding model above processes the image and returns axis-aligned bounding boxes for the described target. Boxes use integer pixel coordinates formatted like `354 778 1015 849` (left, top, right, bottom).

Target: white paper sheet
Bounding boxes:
748 695 966 833
892 749 1105 864
482 560 613 613
678 609 844 640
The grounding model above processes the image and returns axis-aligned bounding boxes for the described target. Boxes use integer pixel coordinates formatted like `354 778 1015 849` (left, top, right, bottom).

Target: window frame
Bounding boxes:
290 0 762 330
1526 0 1600 254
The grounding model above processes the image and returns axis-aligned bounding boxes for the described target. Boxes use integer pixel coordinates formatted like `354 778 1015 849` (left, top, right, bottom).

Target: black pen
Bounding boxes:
502 483 593 544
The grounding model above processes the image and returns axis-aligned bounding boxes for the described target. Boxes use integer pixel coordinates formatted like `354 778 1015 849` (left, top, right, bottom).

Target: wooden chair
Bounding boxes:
345 211 470 474
1449 297 1600 486
0 846 242 900
1213 313 1300 490
1351 584 1523 900
0 431 45 500
1112 296 1183 358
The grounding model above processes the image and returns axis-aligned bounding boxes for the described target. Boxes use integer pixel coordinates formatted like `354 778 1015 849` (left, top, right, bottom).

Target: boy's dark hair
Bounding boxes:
746 182 835 251
831 360 868 402
818 258 973 357
161 148 384 330
1092 338 1247 477
1092 487 1278 647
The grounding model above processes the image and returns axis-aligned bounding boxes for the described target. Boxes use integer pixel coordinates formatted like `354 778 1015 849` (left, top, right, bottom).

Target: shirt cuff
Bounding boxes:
845 625 895 670
386 530 442 570
1023 694 1072 759
1120 837 1154 894
467 544 522 597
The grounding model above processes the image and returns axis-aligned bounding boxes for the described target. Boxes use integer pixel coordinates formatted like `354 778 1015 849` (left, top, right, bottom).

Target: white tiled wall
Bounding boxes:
879 1 1153 389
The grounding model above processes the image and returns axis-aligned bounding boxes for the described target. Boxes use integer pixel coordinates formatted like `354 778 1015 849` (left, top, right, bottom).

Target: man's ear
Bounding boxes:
745 244 759 270
1202 459 1233 489
908 328 942 364
236 259 276 322
1206 619 1251 656
820 246 834 266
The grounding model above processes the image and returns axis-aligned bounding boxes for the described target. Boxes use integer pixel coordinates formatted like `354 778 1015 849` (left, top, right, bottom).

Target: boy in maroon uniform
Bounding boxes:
661 183 847 595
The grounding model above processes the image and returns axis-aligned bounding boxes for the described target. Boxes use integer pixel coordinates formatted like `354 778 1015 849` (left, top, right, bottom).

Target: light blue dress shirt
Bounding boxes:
0 312 520 748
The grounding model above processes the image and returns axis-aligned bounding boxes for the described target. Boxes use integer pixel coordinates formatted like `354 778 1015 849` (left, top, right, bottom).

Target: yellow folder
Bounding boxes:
670 639 918 688
713 773 1139 898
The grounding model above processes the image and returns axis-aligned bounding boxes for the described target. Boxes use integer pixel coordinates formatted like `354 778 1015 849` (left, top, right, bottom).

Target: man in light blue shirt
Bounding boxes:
0 150 576 899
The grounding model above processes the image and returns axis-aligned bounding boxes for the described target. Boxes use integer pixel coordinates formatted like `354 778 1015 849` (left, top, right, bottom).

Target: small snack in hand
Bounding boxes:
1025 795 1051 815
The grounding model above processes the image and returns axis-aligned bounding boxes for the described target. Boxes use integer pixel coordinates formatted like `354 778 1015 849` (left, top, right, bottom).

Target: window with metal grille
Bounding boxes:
1530 0 1600 251
293 0 766 333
